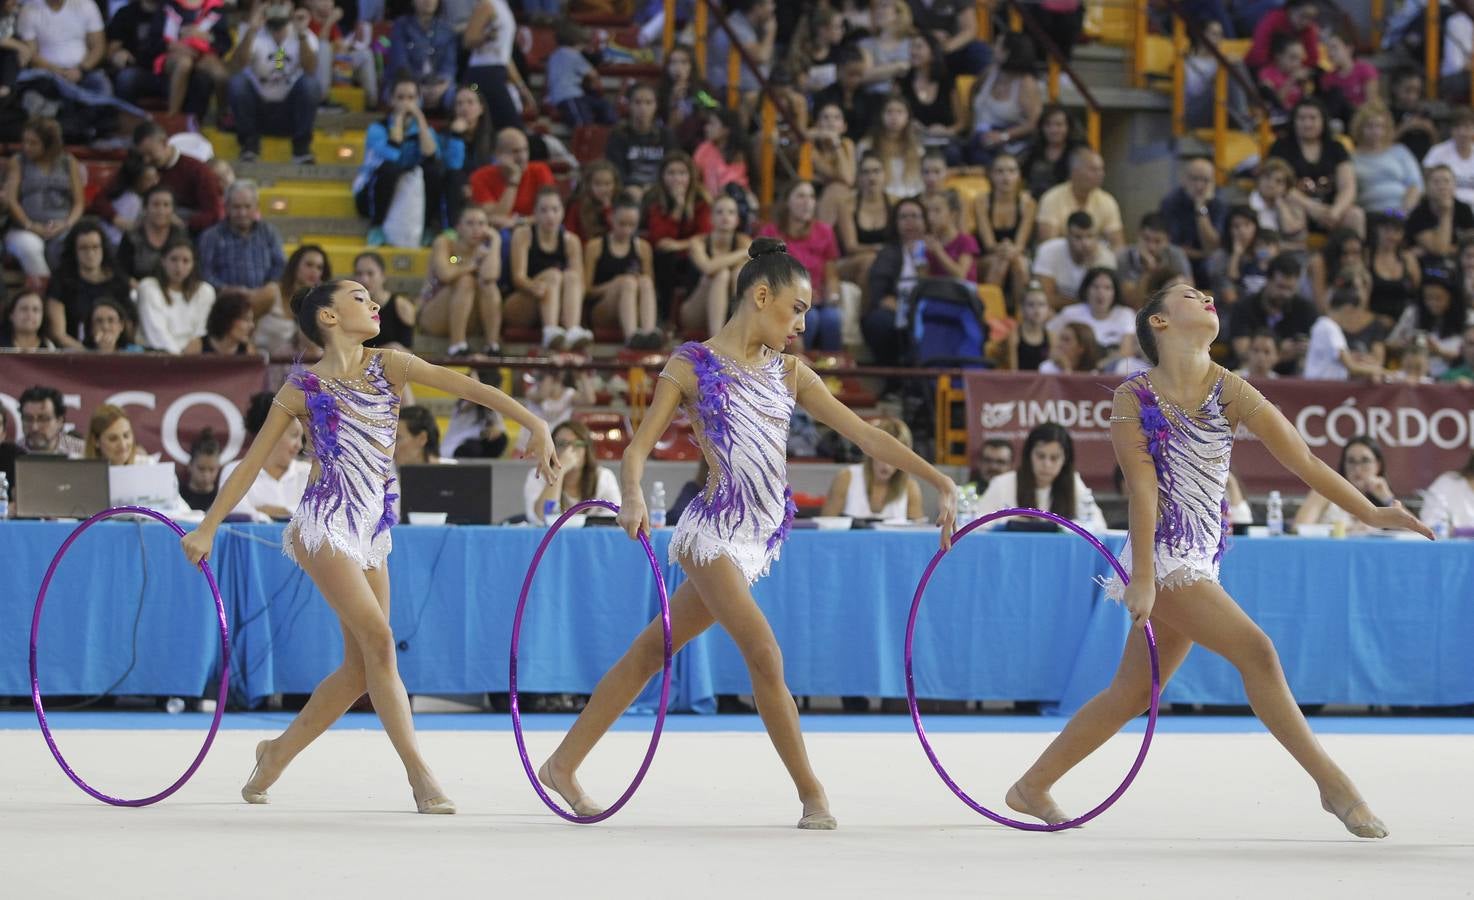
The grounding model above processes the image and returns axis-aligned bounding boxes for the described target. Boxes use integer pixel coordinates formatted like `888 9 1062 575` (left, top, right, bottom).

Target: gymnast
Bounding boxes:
181 279 559 814
1004 282 1433 839
536 238 959 829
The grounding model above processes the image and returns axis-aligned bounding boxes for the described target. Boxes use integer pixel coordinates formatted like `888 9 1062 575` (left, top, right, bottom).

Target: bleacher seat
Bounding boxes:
574 410 633 460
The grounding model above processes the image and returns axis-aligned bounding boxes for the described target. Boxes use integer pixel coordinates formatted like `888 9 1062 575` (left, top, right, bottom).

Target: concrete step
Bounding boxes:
288 237 429 279
202 127 365 165
232 161 360 185
269 216 369 240
259 180 357 219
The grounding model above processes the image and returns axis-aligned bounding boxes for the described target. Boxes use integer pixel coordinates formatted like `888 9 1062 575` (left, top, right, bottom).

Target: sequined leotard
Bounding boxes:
662 342 800 584
277 350 406 569
1103 366 1264 597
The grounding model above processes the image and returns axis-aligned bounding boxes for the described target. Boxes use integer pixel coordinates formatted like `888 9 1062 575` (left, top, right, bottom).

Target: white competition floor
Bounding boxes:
2 713 1471 899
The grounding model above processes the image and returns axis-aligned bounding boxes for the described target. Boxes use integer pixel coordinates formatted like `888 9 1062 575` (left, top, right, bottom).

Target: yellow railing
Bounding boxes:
1426 1 1439 99
1132 0 1149 88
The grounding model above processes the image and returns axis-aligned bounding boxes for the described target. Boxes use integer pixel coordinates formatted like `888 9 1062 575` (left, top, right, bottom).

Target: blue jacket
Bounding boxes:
353 116 466 195
382 15 458 100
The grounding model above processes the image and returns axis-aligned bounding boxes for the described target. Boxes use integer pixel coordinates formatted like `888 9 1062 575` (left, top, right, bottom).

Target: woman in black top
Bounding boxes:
178 429 223 512
837 153 892 291
1008 281 1052 371
581 195 661 348
1365 213 1420 326
900 32 961 163
355 252 416 350
1266 99 1365 235
45 218 133 349
977 153 1037 307
506 187 589 351
187 289 256 355
1019 105 1081 200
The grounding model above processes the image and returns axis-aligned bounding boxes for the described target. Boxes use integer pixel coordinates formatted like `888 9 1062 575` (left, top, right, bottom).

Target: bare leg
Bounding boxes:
540 580 717 812
165 49 194 115
1007 615 1195 824
636 274 658 333
538 270 563 331
559 266 584 330
476 282 503 347
705 269 731 337
614 274 637 339
446 274 475 347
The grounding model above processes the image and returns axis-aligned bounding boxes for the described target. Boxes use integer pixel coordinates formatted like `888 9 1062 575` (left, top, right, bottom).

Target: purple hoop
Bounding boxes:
509 499 672 824
906 506 1159 831
30 505 231 807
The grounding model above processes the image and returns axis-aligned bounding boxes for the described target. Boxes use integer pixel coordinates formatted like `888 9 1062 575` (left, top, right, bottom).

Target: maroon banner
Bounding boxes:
965 372 1474 495
0 353 267 465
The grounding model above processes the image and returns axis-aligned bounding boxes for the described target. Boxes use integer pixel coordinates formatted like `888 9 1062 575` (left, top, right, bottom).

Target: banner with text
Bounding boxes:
1 354 267 465
965 372 1474 494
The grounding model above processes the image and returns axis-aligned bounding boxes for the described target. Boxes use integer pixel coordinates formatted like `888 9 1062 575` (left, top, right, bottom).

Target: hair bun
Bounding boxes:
288 284 311 317
749 237 788 259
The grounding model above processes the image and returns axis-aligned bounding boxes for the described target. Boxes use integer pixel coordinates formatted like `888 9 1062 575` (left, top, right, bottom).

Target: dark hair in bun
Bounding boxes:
291 279 343 347
736 237 810 301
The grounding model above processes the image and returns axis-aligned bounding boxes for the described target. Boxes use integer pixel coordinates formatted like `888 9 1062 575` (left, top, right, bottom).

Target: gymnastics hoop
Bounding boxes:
30 506 231 807
509 499 672 824
906 506 1159 832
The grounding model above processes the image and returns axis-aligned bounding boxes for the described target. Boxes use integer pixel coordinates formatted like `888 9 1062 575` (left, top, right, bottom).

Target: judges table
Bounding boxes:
4 521 1472 715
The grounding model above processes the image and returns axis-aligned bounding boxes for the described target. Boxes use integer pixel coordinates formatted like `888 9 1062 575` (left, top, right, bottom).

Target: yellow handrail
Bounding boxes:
662 0 676 56
694 0 707 75
727 47 741 109
1369 0 1384 48
1170 16 1186 137
798 142 814 181
976 0 992 41
1046 57 1060 103
1426 1 1440 99
1086 108 1100 151
1212 65 1228 184
759 96 777 210
1132 0 1149 88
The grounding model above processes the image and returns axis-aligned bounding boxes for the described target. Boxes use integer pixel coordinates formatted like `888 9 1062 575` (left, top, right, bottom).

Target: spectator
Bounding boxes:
921 189 979 282
469 127 556 229
198 180 286 331
1036 0 1086 63
1206 205 1265 308
137 238 215 354
1157 156 1225 285
178 428 222 511
88 150 158 249
790 7 844 94
356 75 453 247
1229 252 1321 372
836 153 891 288
1419 452 1474 531
1267 99 1364 236
1442 323 1474 384
227 1 320 164
966 437 1015 494
812 46 873 147
684 194 752 338
1048 267 1133 350
17 385 83 457
546 20 614 126
1103 331 1151 376
1257 32 1313 116
221 391 309 521
642 152 711 322
1319 29 1379 128
1425 109 1474 208
394 405 454 467
907 0 990 75
155 0 232 116
963 32 1042 167
1006 279 1052 370
185 289 256 355
1036 148 1124 249
304 0 376 108
1303 287 1387 381
863 197 928 367
83 296 147 352
1117 212 1193 309
1351 105 1423 216
94 123 223 235
1294 436 1397 535
605 82 679 197
463 0 530 127
1441 3 1474 103
3 119 82 286
858 94 926 202
706 0 776 120
974 421 1105 531
759 180 844 350
1388 67 1437 162
1248 157 1308 249
1244 0 1318 73
693 108 754 203
977 153 1036 302
657 44 712 151
1235 329 1280 380
384 0 456 112
809 102 859 224
1032 211 1116 309
1019 104 1081 202
1407 165 1474 260
355 253 414 351
524 420 620 525
858 0 913 95
564 160 621 242
83 404 153 466
1306 227 1365 312
508 188 588 350
269 244 328 352
1038 320 1100 374
821 416 924 520
0 291 54 350
1459 237 1474 302
116 186 189 284
444 401 507 459
17 0 109 96
583 195 660 348
667 457 711 527
1388 269 1469 378
1366 212 1420 326
45 219 131 350
900 32 960 160
421 205 502 356
0 0 27 102
443 87 496 197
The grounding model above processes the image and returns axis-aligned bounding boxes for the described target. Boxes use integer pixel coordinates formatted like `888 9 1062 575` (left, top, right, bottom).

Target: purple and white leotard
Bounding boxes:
276 350 405 570
662 342 799 585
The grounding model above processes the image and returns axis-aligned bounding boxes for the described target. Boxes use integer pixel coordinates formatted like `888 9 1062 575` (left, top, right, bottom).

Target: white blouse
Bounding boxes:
1047 302 1137 349
1420 471 1474 529
974 470 1107 532
136 278 216 354
221 458 312 522
837 463 912 521
523 465 621 524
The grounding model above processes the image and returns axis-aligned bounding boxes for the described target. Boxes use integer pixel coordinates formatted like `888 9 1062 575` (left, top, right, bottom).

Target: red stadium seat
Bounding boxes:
652 416 701 460
573 410 633 460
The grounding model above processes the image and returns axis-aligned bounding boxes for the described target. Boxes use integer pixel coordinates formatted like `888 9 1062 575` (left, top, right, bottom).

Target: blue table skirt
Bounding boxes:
4 522 1471 714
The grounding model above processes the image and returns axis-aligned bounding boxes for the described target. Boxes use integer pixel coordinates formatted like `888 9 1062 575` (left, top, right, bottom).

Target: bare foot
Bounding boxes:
1320 791 1387 839
241 739 279 803
1006 780 1072 826
410 769 456 815
538 756 603 817
797 791 837 830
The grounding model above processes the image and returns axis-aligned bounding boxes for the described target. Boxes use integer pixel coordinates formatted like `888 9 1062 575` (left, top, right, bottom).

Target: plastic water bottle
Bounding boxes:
542 498 558 525
0 472 9 520
164 697 186 714
649 482 667 529
1266 490 1284 537
1432 511 1450 541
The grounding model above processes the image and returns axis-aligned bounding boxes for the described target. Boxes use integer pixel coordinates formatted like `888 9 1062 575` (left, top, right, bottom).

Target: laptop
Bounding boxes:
14 457 111 519
109 462 181 510
398 463 494 525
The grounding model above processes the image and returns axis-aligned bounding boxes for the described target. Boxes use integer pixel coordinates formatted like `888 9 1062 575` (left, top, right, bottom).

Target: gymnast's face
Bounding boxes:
324 281 381 342
752 276 812 352
1152 282 1219 345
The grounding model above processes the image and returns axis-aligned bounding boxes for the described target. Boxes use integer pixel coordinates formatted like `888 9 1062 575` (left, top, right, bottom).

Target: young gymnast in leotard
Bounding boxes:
181 279 559 814
1004 281 1433 838
537 238 959 829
